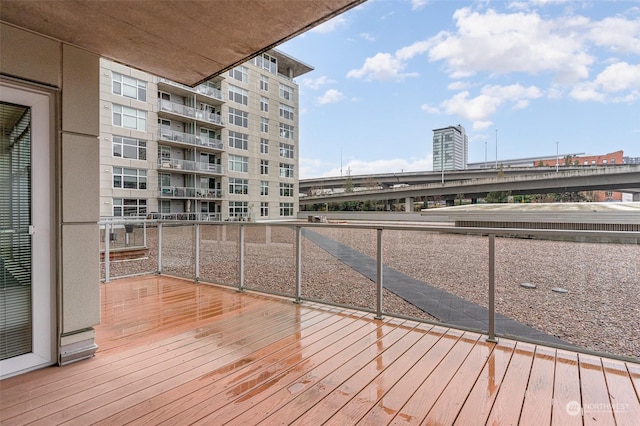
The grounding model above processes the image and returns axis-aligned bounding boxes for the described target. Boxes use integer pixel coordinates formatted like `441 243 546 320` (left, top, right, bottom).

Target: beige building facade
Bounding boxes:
99 50 311 222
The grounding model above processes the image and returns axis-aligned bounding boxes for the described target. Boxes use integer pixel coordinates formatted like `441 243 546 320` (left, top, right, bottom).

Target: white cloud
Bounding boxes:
310 15 348 33
359 32 376 42
587 17 640 54
447 81 472 91
411 0 428 10
439 84 542 124
312 156 434 178
346 52 419 81
316 89 345 105
302 76 336 90
570 62 640 102
420 104 440 114
472 121 494 131
428 8 594 83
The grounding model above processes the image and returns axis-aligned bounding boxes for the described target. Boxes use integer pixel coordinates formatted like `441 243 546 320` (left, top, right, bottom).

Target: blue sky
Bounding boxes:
279 0 640 178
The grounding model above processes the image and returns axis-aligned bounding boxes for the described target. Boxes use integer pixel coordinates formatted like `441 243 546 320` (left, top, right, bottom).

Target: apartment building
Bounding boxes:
99 50 312 221
433 124 468 171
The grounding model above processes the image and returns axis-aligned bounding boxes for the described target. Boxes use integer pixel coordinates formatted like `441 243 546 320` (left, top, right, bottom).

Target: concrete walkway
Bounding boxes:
303 229 569 347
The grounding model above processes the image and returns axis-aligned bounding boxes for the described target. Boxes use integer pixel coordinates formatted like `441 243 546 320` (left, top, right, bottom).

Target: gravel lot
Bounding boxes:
101 223 639 360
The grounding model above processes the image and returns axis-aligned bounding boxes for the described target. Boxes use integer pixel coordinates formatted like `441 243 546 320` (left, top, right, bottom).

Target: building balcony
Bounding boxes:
158 158 223 176
158 78 224 104
158 99 224 127
157 128 224 151
3 221 638 424
159 186 223 199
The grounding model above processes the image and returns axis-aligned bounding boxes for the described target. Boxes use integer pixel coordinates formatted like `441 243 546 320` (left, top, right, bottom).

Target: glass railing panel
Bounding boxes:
300 226 379 312
160 223 195 280
379 229 488 325
243 225 296 296
494 232 639 360
100 220 157 281
199 224 239 287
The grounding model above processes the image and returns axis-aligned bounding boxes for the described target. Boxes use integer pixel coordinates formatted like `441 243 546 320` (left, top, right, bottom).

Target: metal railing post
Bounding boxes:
375 228 383 320
295 226 302 303
238 224 245 292
104 223 110 283
195 223 200 282
143 221 147 247
157 222 163 275
487 234 498 343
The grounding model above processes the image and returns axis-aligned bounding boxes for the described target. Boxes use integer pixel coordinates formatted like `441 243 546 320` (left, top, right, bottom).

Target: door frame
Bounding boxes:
1 78 55 378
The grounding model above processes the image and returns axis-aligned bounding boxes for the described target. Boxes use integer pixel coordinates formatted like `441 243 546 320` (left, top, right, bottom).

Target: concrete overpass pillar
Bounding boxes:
471 198 478 204
446 199 455 207
405 197 414 212
634 193 640 202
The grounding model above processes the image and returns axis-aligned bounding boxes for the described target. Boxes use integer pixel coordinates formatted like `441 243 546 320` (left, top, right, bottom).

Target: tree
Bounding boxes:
485 191 511 203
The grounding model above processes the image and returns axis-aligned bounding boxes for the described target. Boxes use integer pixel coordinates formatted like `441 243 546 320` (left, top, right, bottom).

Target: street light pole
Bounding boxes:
495 129 498 168
441 137 444 184
485 140 487 169
556 141 559 172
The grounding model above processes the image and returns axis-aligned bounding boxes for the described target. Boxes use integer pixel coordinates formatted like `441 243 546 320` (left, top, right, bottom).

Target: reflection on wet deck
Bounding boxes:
1 275 639 425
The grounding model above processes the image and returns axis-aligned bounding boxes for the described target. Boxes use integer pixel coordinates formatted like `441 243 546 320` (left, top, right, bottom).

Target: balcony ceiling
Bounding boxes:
0 0 364 86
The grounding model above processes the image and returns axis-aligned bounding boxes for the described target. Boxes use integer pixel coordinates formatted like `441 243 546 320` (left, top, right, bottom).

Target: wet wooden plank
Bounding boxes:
357 327 463 425
266 322 427 425
453 339 516 425
205 320 412 426
152 316 398 425
519 346 556 426
551 349 583 426
316 324 440 426
421 337 495 425
92 308 362 425
602 360 640 426
389 332 482 425
579 354 616 425
486 342 536 425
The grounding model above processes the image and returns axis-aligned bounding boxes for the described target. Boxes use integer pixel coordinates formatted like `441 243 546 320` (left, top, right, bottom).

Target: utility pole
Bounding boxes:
556 141 559 172
495 129 498 168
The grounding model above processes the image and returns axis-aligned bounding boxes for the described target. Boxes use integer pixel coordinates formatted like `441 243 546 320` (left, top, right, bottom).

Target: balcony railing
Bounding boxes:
158 78 224 102
99 220 639 362
158 99 224 126
159 186 223 199
158 158 223 175
157 129 224 151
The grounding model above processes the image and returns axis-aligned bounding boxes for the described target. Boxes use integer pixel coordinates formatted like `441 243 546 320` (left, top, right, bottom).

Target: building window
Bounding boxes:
253 53 278 74
279 202 294 217
280 182 294 197
260 180 269 196
228 84 248 105
260 138 269 154
228 107 248 128
229 178 248 195
229 201 248 218
279 163 294 178
113 104 147 131
260 159 269 175
113 135 147 160
228 65 248 83
260 202 269 217
228 131 248 150
279 143 294 159
603 159 607 164
260 117 269 133
279 123 294 140
113 198 147 217
611 158 615 164
260 96 269 112
260 74 269 91
279 83 294 101
159 200 170 214
112 72 146 101
228 154 248 173
113 167 147 190
279 104 294 121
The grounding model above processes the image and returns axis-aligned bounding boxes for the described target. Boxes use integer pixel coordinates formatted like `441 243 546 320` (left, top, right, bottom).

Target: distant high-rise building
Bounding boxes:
433 125 468 171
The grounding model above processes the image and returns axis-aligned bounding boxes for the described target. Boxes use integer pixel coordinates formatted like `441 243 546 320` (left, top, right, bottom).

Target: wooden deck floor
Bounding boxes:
1 275 639 425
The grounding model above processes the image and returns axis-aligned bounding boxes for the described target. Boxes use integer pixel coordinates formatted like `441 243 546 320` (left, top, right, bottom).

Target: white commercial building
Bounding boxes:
433 125 468 171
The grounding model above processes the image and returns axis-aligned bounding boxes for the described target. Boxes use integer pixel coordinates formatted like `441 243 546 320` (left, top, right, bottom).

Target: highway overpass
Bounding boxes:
299 165 640 205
